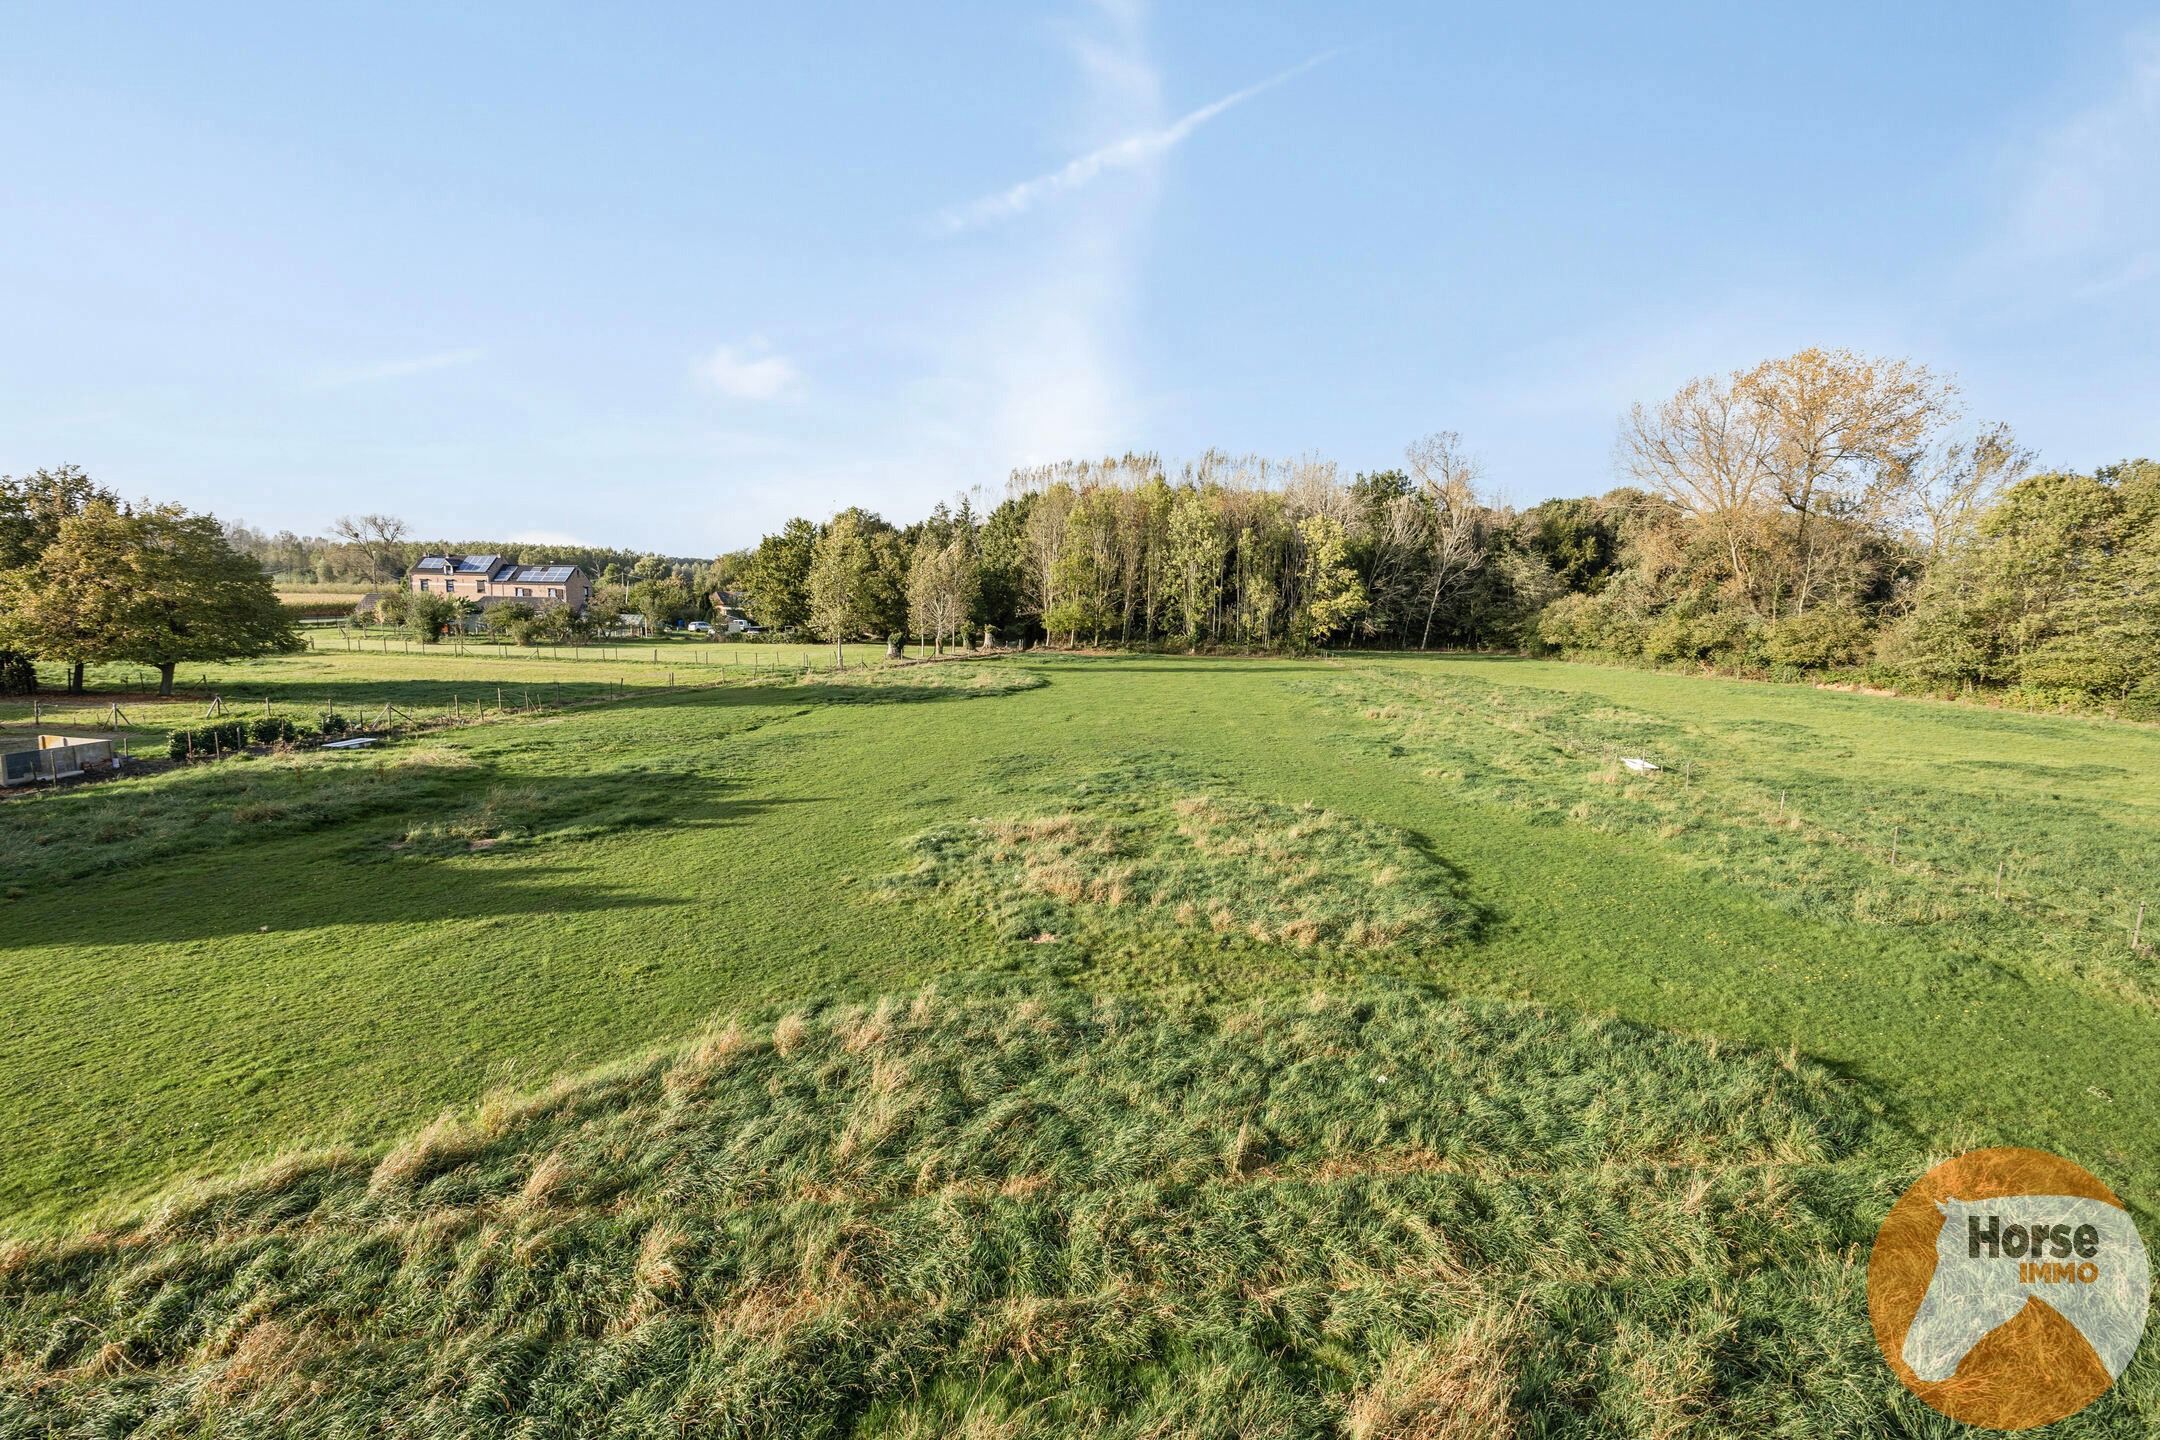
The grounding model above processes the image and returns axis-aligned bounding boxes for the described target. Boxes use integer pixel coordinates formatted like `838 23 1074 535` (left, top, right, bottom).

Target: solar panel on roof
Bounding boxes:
518 565 574 582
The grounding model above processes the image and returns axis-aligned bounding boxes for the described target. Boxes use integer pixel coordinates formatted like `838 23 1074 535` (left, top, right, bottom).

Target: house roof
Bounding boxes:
411 556 581 583
413 553 506 575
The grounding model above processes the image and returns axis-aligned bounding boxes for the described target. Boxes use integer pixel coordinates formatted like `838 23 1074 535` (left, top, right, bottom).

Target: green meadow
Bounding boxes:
3 648 2157 1433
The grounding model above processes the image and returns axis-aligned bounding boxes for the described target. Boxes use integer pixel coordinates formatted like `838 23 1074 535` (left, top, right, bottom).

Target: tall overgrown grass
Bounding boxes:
1328 668 2160 1007
886 766 1476 961
10 982 2122 1438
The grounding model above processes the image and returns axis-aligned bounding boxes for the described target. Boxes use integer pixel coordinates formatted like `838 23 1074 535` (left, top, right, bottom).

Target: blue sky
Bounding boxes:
4 2 2157 554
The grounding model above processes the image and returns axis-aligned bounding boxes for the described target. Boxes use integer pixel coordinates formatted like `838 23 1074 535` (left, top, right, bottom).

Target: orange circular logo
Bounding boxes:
1868 1147 2152 1429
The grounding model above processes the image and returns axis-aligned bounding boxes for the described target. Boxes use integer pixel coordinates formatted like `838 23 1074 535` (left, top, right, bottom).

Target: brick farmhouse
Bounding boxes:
408 555 591 615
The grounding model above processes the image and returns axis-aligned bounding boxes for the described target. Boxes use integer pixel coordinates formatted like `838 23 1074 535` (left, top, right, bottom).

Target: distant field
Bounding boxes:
3 648 2156 1430
274 587 368 603
270 581 375 595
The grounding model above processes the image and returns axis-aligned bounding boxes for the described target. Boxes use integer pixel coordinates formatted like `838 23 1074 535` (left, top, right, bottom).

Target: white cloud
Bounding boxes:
694 341 801 401
934 49 1334 234
312 347 483 388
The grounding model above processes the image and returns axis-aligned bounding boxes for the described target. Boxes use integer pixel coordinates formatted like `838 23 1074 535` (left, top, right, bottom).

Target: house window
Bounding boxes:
418 579 430 591
517 587 530 597
550 588 562 598
445 580 456 592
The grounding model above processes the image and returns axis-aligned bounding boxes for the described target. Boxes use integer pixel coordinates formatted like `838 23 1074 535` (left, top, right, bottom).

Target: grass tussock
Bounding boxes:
1344 1304 1525 1440
793 661 1047 700
0 982 2001 1438
888 767 1475 957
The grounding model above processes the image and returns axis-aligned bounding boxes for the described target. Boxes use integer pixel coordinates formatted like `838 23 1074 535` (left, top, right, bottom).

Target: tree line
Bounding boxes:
7 347 2151 712
736 349 2156 713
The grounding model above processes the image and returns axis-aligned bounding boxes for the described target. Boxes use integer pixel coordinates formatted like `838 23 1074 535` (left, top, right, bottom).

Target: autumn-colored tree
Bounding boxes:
0 464 122 691
1734 348 1953 614
0 500 297 695
906 537 979 655
1405 432 1489 649
1161 487 1226 644
1290 514 1366 650
808 511 878 668
1626 350 1954 618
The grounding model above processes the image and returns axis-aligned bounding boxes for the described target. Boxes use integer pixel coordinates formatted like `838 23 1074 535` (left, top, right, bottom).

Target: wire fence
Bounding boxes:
0 645 887 751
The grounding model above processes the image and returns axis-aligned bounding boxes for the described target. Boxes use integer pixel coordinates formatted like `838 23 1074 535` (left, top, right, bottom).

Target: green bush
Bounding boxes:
166 720 251 761
320 711 351 737
1761 606 1872 670
0 650 34 696
368 589 411 626
249 715 299 745
1644 608 1752 664
405 592 457 643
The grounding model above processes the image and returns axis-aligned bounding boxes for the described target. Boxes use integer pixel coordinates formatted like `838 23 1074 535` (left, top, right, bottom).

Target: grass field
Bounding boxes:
3 647 2156 1432
0 641 890 748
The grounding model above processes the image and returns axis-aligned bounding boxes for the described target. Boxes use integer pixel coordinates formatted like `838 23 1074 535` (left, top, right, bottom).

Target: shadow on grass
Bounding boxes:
3 767 809 948
0 666 1044 730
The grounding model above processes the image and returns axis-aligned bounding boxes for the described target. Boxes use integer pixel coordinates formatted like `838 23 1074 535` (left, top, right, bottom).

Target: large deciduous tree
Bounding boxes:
628 576 692 636
1161 486 1225 645
327 513 411 585
742 518 818 633
0 464 123 691
1734 348 1952 614
1895 421 2033 563
1626 349 1955 619
0 501 298 695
